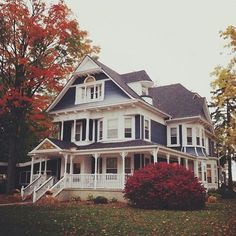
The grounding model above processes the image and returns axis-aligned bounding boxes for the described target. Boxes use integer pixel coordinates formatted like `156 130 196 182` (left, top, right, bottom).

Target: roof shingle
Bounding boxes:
121 70 152 83
149 83 206 119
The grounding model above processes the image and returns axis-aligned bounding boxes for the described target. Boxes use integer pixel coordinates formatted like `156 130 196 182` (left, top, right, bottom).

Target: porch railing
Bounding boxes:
65 174 124 189
50 175 67 197
21 174 47 200
32 176 55 203
46 173 131 199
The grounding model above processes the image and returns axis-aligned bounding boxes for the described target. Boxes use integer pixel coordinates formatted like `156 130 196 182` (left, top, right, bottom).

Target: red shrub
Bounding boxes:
124 162 206 210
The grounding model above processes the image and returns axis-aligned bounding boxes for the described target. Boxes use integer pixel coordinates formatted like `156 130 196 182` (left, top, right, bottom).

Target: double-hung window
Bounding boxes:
206 164 212 183
98 120 103 140
170 127 177 145
201 129 205 146
106 158 117 173
187 128 192 145
144 119 150 140
124 117 132 138
75 122 82 141
107 119 118 139
196 127 200 146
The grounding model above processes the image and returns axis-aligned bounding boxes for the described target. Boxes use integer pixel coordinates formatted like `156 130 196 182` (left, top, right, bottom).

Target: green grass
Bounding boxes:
0 199 236 236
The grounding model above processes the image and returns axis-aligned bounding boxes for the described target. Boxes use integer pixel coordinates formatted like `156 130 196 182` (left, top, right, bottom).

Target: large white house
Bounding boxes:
21 55 218 202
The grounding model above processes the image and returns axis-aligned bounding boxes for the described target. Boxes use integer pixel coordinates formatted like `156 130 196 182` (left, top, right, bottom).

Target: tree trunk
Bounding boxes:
6 135 17 194
227 151 233 191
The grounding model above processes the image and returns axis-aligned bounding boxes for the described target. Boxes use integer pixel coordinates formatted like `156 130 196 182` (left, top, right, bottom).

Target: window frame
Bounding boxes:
98 119 103 141
75 80 104 104
124 117 133 139
144 118 150 140
125 157 131 174
106 157 118 174
170 127 177 145
107 118 118 139
196 127 200 146
206 164 212 183
186 127 193 146
75 121 83 142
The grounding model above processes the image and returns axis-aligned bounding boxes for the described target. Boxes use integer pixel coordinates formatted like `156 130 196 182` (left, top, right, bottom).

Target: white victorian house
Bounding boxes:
21 55 218 202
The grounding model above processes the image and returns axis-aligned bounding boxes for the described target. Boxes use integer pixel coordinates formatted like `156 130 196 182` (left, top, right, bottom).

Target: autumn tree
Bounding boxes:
0 0 99 193
211 26 236 191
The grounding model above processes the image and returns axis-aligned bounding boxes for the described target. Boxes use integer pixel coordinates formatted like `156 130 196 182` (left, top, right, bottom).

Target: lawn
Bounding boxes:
0 199 236 236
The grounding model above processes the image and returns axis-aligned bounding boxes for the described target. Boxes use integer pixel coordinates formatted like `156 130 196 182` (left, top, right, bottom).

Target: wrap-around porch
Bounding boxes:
28 148 204 191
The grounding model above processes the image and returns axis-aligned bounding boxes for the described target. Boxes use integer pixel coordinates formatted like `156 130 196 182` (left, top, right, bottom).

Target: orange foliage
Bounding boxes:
0 0 99 138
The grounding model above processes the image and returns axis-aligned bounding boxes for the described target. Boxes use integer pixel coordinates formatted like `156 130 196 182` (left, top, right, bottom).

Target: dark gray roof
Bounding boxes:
92 58 140 99
48 138 78 149
149 84 206 119
78 139 156 150
121 70 152 83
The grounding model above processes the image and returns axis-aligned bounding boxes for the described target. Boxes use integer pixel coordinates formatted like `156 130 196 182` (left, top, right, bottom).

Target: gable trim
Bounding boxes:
29 138 62 154
46 55 135 112
88 56 134 99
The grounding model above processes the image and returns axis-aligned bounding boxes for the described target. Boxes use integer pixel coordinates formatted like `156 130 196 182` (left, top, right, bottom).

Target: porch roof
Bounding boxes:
77 139 155 150
48 138 78 149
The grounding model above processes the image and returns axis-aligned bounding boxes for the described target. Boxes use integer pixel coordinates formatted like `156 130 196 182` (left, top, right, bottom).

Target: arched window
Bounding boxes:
84 75 96 83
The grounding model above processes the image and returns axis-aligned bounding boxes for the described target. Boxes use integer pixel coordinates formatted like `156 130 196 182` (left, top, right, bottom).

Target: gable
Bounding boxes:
29 138 61 154
51 75 130 112
47 56 137 112
75 56 100 73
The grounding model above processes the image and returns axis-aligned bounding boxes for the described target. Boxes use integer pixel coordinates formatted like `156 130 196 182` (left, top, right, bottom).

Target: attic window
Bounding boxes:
84 75 96 83
75 76 104 104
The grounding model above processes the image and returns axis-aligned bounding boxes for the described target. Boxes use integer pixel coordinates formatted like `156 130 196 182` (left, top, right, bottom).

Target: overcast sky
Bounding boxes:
51 0 236 101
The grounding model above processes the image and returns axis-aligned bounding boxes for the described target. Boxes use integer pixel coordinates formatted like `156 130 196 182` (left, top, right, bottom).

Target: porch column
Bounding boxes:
92 120 95 142
166 154 170 164
178 157 181 165
30 156 35 183
70 155 74 174
201 161 205 182
152 147 159 163
85 118 89 142
64 154 68 175
194 160 199 178
94 153 98 189
39 158 42 175
121 151 128 189
60 121 64 140
44 157 47 175
185 159 189 169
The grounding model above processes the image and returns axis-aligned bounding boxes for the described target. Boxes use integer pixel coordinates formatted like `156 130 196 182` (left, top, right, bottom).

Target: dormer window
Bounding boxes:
75 75 104 104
